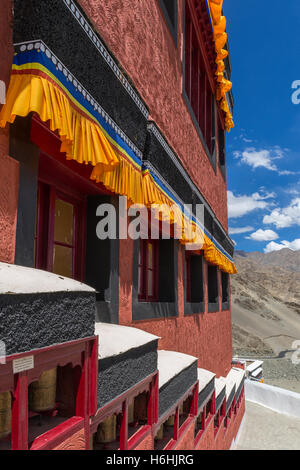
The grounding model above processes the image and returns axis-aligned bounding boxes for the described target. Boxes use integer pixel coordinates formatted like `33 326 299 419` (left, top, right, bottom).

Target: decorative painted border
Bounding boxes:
63 0 149 119
147 123 235 253
14 40 144 160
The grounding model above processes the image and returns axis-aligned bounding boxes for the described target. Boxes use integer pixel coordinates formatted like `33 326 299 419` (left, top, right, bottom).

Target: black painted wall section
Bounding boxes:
0 291 95 355
198 378 215 411
85 195 119 324
13 0 148 153
132 238 178 321
97 340 158 408
159 361 198 417
9 116 39 268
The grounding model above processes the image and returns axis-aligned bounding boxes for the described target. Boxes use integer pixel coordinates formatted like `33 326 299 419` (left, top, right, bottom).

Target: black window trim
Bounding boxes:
158 0 178 45
182 0 217 173
207 263 220 313
183 251 205 316
132 238 179 321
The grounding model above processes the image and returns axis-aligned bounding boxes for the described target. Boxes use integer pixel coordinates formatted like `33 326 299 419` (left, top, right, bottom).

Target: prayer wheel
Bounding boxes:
155 424 164 440
134 393 147 422
97 415 117 443
128 402 134 424
29 367 57 412
0 392 11 439
165 415 175 426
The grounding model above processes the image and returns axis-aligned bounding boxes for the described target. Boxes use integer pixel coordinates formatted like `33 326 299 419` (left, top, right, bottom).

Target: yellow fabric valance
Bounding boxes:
0 51 237 275
208 0 234 132
0 73 119 174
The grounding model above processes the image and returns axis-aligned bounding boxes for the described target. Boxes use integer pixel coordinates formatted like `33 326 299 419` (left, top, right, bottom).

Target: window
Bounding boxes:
35 182 85 281
184 1 216 157
186 253 204 303
218 118 226 176
221 271 229 308
138 239 159 301
207 265 219 312
159 0 178 43
133 238 177 320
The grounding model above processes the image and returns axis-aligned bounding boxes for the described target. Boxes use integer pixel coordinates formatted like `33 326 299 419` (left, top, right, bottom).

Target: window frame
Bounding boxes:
35 180 86 282
132 238 178 321
138 239 159 302
158 0 178 45
221 270 230 311
207 264 220 313
182 0 217 171
184 251 205 315
218 117 227 179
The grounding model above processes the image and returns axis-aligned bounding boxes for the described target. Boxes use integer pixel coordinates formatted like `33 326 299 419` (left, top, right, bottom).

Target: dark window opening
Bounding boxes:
186 253 204 303
221 271 229 305
159 0 178 43
138 239 159 302
218 118 226 176
207 265 219 310
138 238 175 304
184 1 216 159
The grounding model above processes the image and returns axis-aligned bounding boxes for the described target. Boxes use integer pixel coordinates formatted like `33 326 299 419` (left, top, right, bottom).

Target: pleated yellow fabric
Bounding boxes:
0 64 237 274
208 0 234 132
0 73 119 172
142 171 237 274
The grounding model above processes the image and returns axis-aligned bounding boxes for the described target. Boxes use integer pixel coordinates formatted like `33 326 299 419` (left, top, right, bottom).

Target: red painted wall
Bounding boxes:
119 237 233 378
0 0 19 264
78 0 229 230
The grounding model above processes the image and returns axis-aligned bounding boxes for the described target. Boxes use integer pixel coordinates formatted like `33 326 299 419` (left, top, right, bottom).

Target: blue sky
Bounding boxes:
224 0 300 253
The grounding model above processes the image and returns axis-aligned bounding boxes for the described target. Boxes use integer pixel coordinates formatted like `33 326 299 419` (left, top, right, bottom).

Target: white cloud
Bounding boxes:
263 198 300 228
233 146 297 175
228 190 275 219
264 239 300 253
229 226 254 235
247 229 279 242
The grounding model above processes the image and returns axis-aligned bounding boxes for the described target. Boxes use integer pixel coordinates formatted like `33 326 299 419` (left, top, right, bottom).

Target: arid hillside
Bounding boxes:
231 249 300 356
231 249 300 393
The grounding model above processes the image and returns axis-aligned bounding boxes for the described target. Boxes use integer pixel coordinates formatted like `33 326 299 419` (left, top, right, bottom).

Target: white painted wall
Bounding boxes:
245 379 300 419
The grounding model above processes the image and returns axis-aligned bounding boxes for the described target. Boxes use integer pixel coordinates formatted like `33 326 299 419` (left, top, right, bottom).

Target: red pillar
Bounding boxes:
11 372 29 450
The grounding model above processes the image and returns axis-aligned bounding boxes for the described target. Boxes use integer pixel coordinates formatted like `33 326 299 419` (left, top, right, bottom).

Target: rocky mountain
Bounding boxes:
231 249 300 357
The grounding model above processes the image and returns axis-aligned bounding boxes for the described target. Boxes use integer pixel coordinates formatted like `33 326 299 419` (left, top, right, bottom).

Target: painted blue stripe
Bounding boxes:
13 50 142 168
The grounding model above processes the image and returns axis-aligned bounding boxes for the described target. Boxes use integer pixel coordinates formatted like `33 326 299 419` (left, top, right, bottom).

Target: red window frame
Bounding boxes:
138 239 159 302
35 181 86 282
184 1 215 154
